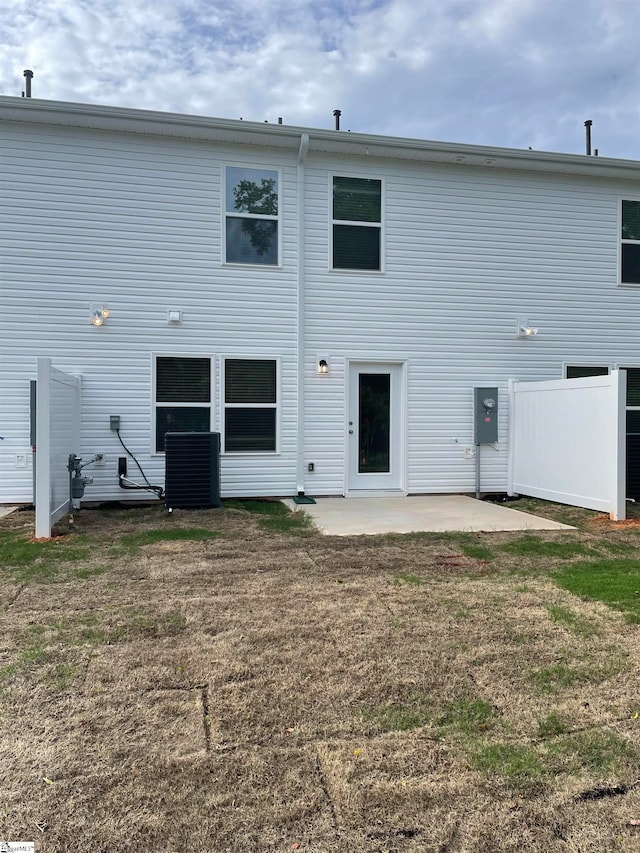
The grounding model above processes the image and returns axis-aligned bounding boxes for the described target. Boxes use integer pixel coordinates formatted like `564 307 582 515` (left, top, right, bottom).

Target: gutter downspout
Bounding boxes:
296 132 310 495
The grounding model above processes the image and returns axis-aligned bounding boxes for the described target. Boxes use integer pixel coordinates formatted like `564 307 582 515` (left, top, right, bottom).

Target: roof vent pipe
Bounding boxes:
22 69 33 98
333 109 341 130
584 119 592 155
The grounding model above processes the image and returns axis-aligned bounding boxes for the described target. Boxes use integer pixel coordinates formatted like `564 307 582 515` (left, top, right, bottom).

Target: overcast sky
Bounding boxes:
1 0 638 159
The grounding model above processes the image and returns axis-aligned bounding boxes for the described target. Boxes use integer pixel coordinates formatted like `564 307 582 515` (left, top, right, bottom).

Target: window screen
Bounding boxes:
332 176 382 271
224 359 277 452
155 357 211 451
565 366 609 379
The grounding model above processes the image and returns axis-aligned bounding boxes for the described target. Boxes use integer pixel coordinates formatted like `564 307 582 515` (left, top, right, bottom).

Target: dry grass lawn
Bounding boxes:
1 498 640 852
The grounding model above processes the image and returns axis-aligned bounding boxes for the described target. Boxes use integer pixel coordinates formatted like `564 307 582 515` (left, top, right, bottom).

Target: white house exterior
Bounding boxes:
1 96 639 505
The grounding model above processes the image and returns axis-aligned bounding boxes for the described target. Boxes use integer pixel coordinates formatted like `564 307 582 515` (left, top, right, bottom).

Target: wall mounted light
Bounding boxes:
316 357 330 375
91 305 110 326
517 320 539 338
167 309 182 324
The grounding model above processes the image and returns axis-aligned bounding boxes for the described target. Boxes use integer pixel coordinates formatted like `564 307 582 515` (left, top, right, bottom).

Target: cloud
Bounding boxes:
0 0 637 158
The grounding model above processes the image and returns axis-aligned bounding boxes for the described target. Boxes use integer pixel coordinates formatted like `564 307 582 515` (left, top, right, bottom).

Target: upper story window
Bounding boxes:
621 200 640 285
332 176 382 271
225 167 279 265
154 356 211 452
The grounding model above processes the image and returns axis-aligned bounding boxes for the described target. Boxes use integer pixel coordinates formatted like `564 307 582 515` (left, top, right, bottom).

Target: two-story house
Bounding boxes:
1 96 639 505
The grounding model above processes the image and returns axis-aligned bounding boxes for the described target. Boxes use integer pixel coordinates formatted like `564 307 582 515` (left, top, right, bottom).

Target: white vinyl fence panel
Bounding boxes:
35 358 81 538
508 371 626 521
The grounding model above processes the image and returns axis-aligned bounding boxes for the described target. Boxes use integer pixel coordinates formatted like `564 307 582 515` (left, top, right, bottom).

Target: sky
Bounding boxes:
1 0 639 159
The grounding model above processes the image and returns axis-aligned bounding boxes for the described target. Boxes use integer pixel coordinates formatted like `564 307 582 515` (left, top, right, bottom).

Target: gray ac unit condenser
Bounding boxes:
164 431 222 510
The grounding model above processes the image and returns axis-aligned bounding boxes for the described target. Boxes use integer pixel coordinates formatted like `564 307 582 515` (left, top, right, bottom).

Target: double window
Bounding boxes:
154 356 277 453
225 166 279 265
332 176 382 271
621 199 640 285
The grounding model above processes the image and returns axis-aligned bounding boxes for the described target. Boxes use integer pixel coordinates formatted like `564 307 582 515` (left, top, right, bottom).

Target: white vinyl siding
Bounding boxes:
2 104 640 503
0 121 298 501
302 156 640 496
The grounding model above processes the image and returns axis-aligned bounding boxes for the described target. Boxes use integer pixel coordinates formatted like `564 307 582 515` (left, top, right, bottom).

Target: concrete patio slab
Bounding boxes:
284 495 573 536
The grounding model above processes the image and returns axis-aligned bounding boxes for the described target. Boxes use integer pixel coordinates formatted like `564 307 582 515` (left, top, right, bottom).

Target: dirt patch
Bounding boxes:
1 502 640 851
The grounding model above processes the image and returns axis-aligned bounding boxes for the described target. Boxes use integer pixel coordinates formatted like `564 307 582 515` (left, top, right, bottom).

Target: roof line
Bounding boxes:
1 96 638 178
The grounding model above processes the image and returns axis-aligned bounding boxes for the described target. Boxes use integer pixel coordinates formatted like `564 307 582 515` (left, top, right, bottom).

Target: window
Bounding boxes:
154 357 211 452
332 176 382 270
624 369 640 499
626 367 640 407
225 166 279 265
621 200 640 285
224 359 277 452
565 365 609 379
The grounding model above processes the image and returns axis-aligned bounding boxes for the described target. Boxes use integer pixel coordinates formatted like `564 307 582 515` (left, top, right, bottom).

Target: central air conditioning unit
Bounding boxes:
164 432 222 510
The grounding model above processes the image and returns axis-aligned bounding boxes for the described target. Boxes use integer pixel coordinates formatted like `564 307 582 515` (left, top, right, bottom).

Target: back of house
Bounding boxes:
1 96 639 506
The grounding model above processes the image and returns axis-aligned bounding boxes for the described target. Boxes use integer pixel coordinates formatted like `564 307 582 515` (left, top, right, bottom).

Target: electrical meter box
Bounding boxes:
473 387 499 444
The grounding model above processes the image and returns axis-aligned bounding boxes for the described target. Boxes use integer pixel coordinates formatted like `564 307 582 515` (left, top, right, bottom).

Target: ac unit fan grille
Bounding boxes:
164 432 222 509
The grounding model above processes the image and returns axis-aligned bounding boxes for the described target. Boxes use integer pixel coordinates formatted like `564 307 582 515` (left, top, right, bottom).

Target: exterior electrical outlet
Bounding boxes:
474 387 498 444
110 415 120 431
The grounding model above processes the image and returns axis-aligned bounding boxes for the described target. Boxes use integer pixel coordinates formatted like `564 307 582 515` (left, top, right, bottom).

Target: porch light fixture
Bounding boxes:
91 305 110 326
517 320 539 338
316 357 330 375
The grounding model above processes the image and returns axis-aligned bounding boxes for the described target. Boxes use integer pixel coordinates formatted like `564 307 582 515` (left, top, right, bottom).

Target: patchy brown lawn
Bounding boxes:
1 500 640 852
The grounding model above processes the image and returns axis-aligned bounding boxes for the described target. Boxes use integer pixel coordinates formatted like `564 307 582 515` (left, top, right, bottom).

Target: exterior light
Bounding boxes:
517 320 539 338
316 357 330 375
91 306 109 326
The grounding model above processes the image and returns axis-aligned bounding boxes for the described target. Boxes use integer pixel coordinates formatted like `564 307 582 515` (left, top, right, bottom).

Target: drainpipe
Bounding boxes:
296 133 310 496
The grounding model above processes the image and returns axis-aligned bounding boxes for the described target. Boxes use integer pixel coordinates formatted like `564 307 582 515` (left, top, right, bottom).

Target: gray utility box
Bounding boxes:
473 387 499 444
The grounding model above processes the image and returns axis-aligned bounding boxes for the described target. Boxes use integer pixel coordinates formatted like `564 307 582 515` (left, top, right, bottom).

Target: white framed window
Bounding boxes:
564 365 609 379
331 175 383 271
153 356 212 452
223 358 278 453
621 199 640 285
224 166 280 266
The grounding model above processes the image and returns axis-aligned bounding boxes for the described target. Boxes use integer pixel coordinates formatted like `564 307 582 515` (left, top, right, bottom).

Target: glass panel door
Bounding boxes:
348 363 403 491
358 373 390 473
